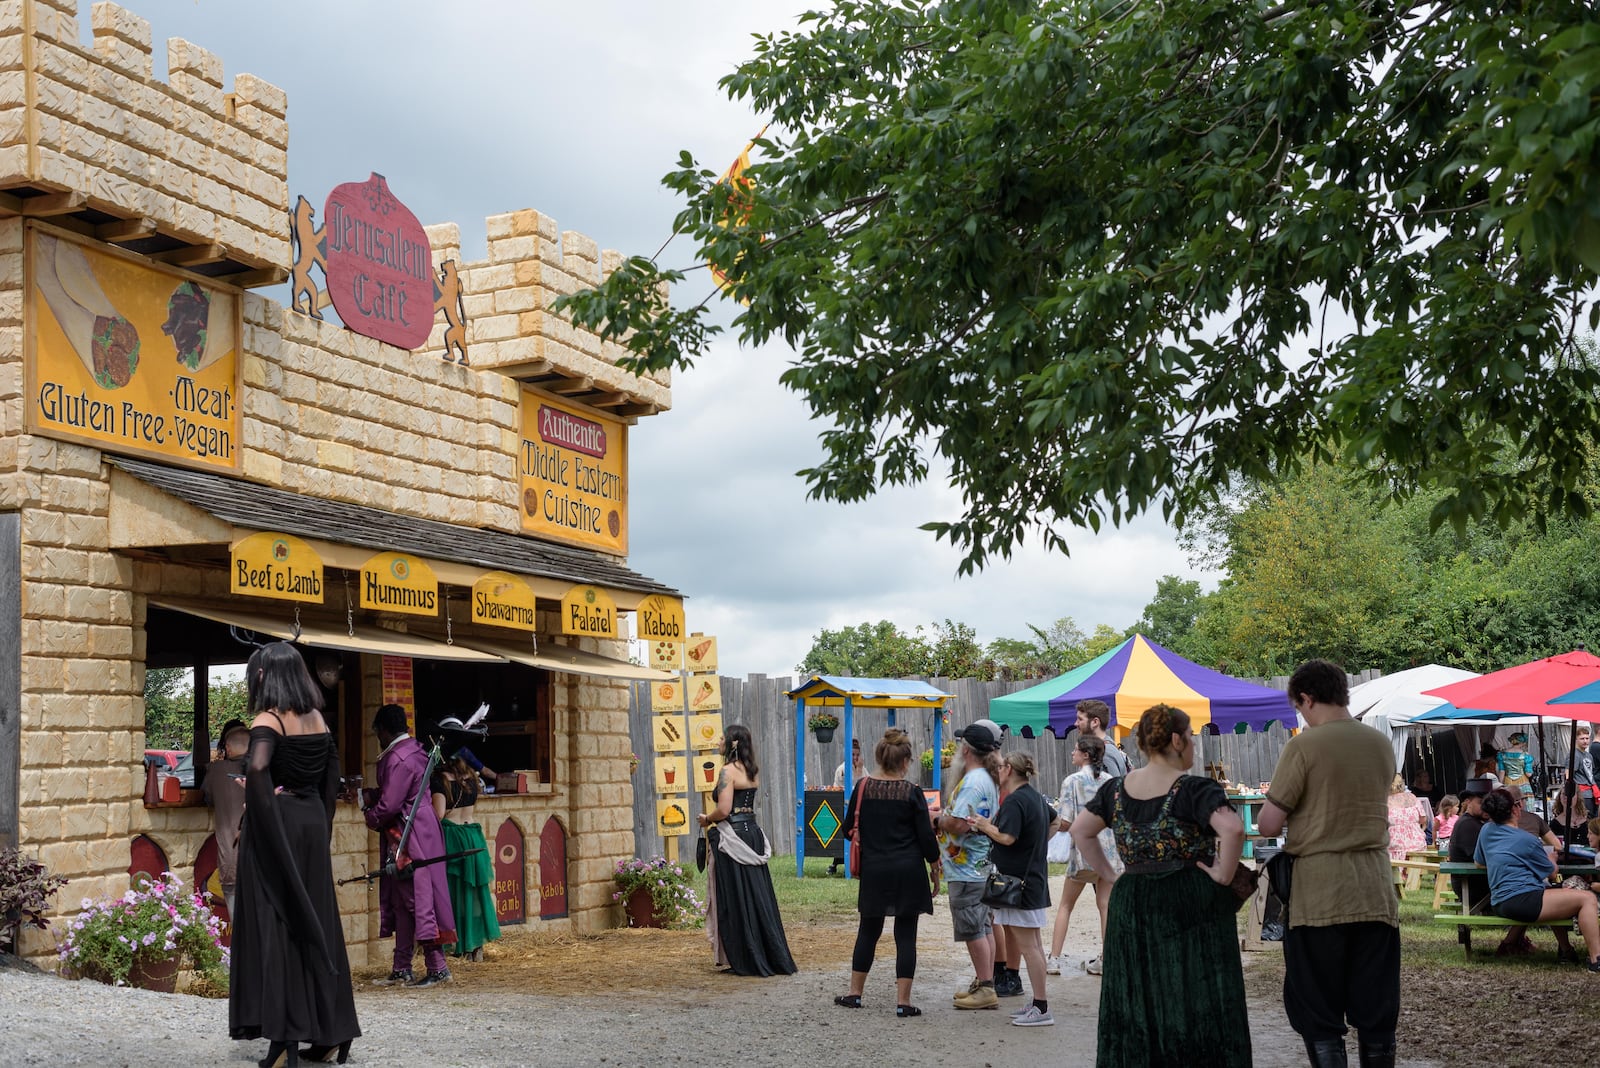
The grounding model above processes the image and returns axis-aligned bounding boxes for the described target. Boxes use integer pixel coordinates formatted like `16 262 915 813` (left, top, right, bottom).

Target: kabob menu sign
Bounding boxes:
25 227 241 471
518 388 627 554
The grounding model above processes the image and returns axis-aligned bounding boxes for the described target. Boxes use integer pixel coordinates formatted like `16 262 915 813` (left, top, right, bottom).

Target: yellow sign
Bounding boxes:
652 714 686 753
648 639 681 671
685 634 718 673
472 571 537 631
559 584 617 639
636 594 685 642
230 532 324 603
25 227 241 471
688 713 724 753
687 676 723 713
656 798 691 837
693 753 724 792
359 552 438 617
649 679 684 712
654 755 688 792
518 389 628 553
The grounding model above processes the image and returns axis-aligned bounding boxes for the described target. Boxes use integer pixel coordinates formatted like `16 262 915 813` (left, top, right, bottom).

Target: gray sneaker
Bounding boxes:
1084 956 1103 976
1010 1005 1055 1027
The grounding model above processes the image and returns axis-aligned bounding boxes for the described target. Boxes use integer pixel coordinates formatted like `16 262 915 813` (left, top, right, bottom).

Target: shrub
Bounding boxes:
806 712 840 731
0 848 67 954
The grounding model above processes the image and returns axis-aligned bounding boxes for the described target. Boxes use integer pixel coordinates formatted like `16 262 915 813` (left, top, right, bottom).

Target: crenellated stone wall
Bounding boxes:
0 0 661 967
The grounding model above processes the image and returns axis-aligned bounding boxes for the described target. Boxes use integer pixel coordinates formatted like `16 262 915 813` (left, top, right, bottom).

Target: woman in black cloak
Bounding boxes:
229 642 361 1066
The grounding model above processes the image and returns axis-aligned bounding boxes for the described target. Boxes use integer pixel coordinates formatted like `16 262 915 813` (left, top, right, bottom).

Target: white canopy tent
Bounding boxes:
1347 665 1480 765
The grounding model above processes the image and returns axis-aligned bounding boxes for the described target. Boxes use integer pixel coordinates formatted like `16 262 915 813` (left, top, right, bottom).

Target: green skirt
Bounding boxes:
1097 866 1251 1067
441 819 501 955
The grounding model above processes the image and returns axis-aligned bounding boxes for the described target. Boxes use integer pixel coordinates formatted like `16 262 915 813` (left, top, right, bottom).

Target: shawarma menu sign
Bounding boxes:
518 388 628 553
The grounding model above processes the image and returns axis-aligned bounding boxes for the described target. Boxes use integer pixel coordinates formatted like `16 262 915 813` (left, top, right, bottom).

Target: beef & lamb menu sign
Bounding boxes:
518 388 627 553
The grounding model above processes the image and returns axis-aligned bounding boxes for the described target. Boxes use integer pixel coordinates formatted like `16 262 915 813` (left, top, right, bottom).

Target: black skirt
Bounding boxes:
709 819 797 977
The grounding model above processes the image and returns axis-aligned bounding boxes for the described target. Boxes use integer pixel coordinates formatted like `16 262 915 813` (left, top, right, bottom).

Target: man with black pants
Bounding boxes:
1259 660 1399 1068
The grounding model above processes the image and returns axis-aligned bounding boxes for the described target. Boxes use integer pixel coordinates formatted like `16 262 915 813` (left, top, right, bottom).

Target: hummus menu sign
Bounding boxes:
518 389 627 553
25 227 240 472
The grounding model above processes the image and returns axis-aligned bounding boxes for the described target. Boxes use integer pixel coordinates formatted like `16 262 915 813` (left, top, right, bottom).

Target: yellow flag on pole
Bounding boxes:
709 127 765 300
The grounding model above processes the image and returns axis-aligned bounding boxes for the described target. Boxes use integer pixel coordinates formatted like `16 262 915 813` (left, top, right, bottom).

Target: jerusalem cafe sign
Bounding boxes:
229 533 643 640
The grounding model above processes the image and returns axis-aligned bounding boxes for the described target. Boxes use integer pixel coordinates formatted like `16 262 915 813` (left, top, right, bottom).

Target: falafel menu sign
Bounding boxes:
24 227 241 471
518 388 628 553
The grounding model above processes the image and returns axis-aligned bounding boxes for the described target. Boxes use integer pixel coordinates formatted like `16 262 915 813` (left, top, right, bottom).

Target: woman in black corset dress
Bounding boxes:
697 724 796 976
229 642 360 1067
834 728 940 1016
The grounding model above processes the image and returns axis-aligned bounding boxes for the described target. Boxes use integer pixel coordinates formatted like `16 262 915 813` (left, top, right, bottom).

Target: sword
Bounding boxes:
337 847 484 886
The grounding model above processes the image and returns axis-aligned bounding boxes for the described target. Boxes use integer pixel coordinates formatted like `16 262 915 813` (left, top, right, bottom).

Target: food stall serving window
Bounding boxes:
410 660 552 786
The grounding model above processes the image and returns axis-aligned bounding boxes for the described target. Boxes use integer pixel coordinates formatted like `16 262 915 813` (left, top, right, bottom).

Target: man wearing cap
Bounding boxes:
937 719 1005 1009
201 718 251 920
1258 660 1398 1068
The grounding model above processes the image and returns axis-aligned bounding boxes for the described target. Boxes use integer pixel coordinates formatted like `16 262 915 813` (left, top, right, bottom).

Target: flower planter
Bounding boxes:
623 886 664 929
813 727 836 744
128 954 179 993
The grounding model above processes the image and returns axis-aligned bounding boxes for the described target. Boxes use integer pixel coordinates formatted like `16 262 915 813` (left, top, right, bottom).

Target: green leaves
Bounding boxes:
555 0 1600 572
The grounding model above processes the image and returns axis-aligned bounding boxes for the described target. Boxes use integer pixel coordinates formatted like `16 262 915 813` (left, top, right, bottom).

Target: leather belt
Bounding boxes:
727 812 756 825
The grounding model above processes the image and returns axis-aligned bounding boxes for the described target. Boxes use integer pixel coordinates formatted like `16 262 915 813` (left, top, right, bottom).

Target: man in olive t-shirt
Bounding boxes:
1259 660 1399 1068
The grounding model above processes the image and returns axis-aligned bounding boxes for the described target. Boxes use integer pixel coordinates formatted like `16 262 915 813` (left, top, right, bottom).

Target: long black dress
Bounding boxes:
707 786 797 976
230 725 361 1049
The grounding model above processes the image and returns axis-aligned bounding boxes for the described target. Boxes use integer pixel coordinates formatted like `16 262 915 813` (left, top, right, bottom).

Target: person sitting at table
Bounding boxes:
1450 778 1533 955
1475 788 1599 971
1559 817 1600 895
1434 795 1460 844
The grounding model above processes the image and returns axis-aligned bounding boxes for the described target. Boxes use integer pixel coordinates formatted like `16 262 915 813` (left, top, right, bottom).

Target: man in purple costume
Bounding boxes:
363 703 456 988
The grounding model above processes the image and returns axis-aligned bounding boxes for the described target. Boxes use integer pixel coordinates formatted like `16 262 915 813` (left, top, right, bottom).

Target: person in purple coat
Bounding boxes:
363 704 456 988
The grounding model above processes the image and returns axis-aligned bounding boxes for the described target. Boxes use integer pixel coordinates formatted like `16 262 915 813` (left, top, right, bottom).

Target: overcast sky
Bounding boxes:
131 0 1216 677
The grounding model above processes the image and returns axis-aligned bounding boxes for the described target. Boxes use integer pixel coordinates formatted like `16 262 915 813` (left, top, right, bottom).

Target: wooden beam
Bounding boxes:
18 191 87 217
96 217 157 243
152 243 227 268
542 376 594 396
588 391 631 408
615 402 661 418
0 190 22 217
221 265 289 288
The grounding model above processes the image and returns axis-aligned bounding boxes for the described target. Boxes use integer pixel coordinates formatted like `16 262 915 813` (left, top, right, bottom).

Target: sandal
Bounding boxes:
896 1004 922 1018
833 994 862 1008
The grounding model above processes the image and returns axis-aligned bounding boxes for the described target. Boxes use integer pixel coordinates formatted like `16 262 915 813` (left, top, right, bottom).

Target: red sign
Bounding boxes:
539 816 569 920
323 173 434 350
493 819 526 926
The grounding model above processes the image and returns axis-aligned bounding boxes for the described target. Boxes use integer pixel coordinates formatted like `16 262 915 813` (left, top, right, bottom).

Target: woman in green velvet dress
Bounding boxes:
1069 704 1250 1067
429 754 500 960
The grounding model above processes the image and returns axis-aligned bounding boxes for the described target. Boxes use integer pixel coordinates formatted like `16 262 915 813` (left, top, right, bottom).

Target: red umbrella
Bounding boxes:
1422 650 1600 722
1424 649 1600 850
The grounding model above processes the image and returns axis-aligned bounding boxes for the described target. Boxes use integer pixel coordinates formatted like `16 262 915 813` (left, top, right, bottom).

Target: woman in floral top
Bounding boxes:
1070 704 1249 1067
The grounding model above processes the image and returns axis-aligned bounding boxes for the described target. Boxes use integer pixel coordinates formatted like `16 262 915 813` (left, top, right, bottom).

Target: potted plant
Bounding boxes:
611 856 703 930
57 873 229 991
807 711 840 743
0 847 67 955
629 751 640 775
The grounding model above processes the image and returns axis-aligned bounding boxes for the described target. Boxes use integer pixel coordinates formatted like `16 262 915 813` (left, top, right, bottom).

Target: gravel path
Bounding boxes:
0 919 1442 1068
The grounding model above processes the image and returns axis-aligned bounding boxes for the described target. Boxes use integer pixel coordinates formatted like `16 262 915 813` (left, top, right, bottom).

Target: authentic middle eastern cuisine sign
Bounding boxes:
472 571 537 631
230 532 324 603
360 552 438 616
518 389 627 553
25 227 240 471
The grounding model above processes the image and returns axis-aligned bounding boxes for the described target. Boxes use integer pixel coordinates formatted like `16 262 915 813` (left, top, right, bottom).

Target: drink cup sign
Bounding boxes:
654 755 687 793
699 755 724 791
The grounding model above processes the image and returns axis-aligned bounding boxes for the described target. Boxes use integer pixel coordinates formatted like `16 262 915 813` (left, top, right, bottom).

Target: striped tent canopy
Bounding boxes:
988 635 1294 739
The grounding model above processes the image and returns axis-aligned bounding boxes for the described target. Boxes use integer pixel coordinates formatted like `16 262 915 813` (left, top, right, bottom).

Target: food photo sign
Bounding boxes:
25 227 241 471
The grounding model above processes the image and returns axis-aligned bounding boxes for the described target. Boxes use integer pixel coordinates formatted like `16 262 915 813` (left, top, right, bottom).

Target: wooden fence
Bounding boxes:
626 671 1373 861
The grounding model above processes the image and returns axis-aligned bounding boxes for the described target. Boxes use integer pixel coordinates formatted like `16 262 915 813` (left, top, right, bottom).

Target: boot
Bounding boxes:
1356 1035 1395 1068
1305 1038 1347 1068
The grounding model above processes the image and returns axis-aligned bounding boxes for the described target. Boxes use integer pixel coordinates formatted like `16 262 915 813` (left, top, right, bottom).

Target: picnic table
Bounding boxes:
1434 860 1598 957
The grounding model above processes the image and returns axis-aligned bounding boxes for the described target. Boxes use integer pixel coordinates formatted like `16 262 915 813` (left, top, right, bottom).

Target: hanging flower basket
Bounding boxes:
807 712 840 743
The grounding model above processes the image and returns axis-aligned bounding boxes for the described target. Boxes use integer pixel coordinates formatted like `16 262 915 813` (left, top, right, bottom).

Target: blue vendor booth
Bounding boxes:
786 675 954 878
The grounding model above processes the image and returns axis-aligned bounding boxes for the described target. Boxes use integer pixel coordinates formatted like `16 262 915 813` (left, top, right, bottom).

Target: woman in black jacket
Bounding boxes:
834 728 940 1017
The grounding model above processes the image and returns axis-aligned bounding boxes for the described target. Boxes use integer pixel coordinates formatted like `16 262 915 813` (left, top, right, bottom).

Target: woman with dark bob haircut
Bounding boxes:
229 642 361 1065
1475 787 1600 971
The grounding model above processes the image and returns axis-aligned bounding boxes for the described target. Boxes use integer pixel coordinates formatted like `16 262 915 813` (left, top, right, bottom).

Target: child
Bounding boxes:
1434 795 1459 843
1497 733 1535 798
